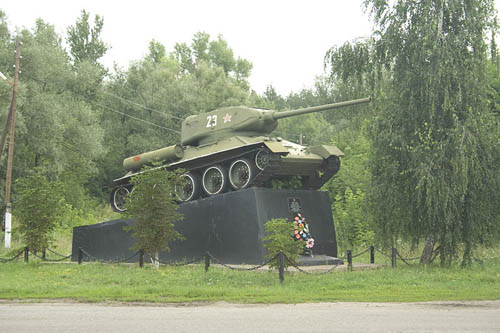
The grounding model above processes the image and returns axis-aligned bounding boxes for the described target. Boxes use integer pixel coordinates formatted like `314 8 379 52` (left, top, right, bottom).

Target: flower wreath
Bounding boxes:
292 213 314 249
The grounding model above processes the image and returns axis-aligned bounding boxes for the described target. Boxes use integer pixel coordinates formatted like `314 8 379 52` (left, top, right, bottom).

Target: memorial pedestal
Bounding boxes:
72 188 340 264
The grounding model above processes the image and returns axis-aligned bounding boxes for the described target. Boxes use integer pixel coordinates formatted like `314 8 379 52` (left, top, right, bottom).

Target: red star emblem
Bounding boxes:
223 113 232 123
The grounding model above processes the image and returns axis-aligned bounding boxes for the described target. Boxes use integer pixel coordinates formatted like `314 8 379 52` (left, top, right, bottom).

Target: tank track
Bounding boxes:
109 147 339 212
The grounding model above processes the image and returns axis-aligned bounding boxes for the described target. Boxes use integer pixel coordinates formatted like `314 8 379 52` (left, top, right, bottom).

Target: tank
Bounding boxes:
110 97 371 212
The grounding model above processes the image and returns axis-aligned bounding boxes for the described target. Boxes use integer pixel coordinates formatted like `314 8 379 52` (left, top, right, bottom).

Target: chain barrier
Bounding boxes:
338 247 372 260
80 248 141 264
283 254 341 275
29 250 72 262
375 247 393 259
147 255 202 267
395 250 421 261
395 249 417 266
206 251 278 271
0 249 24 262
351 247 371 259
46 248 70 258
473 256 484 266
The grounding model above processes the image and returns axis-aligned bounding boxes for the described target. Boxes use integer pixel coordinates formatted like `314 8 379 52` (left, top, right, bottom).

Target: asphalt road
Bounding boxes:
1 301 499 332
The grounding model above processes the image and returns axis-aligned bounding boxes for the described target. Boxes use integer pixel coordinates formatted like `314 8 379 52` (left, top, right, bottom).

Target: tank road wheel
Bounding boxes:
175 173 201 202
110 186 131 213
229 158 255 190
255 149 271 171
202 165 228 196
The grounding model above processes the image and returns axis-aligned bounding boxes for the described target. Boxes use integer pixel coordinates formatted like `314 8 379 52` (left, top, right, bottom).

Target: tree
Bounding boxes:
66 10 108 66
172 32 253 90
11 20 105 209
327 0 500 265
14 169 65 253
124 166 184 268
95 33 256 192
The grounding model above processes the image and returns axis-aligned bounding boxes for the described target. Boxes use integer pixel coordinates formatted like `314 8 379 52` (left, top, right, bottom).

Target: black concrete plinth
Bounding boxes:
72 188 339 265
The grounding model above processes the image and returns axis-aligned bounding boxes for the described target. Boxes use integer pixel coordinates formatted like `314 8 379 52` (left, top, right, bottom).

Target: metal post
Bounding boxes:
139 249 144 268
3 38 21 247
78 247 83 264
347 249 352 271
24 246 28 263
278 252 285 283
392 247 397 268
370 246 375 264
204 252 210 272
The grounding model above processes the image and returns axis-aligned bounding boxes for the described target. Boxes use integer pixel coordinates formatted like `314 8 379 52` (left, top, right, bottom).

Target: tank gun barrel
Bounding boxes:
271 97 371 120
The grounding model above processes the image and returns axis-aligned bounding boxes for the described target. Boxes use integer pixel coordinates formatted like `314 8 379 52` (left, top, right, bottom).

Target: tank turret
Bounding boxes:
110 97 371 212
180 97 371 146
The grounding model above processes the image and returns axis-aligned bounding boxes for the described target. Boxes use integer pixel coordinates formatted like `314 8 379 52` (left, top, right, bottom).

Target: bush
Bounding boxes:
264 218 303 269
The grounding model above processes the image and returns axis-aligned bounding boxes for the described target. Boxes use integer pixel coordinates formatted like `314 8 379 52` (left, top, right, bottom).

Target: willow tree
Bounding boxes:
328 0 500 265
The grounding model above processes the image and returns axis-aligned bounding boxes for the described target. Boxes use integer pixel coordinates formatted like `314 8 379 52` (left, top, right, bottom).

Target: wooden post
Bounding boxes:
3 38 21 248
370 246 375 264
24 246 28 263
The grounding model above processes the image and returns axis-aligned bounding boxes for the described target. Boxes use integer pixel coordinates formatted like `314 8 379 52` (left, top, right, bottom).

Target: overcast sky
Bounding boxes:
1 1 498 96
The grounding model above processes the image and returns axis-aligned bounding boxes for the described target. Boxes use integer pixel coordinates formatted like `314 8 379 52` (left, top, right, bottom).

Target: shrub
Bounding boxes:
264 218 303 269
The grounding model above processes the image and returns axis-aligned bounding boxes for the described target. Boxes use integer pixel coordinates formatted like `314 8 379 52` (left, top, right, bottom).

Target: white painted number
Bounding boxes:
206 115 217 128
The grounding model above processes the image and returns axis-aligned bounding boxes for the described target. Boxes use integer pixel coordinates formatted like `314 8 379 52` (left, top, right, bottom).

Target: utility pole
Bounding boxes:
0 99 13 159
0 72 14 158
3 38 21 248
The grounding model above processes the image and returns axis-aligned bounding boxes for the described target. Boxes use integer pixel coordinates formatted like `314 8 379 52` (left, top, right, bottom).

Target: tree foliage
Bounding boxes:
264 218 303 269
67 10 108 66
328 0 500 265
14 169 65 252
124 167 184 265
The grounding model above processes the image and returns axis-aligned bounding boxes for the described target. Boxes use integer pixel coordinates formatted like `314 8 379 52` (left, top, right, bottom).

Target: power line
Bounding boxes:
116 84 196 117
80 96 180 134
100 90 184 121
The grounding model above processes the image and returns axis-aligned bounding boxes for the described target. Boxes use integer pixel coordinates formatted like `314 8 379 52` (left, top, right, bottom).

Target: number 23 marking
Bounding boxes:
206 115 217 128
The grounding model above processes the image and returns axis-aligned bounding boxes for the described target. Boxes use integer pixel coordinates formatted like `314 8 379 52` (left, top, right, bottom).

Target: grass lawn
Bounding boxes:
0 256 499 303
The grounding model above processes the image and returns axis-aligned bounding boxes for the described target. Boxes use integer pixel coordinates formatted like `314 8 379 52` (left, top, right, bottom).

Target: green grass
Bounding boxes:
0 258 499 303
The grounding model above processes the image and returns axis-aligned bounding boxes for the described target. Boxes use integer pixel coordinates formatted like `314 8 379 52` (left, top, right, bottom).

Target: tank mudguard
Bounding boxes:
263 141 289 154
307 145 344 158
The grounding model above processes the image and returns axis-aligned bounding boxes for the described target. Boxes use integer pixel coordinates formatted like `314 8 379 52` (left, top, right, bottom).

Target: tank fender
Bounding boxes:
307 144 344 158
264 141 289 154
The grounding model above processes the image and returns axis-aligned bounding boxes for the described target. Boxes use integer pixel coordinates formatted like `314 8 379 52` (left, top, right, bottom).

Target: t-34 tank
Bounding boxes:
110 97 371 212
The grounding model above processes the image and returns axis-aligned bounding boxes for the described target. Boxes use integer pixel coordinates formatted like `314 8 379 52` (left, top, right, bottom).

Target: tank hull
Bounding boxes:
110 136 343 212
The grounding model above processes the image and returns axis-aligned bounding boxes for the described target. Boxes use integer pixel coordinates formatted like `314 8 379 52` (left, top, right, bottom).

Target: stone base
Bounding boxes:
297 254 344 266
72 187 338 265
